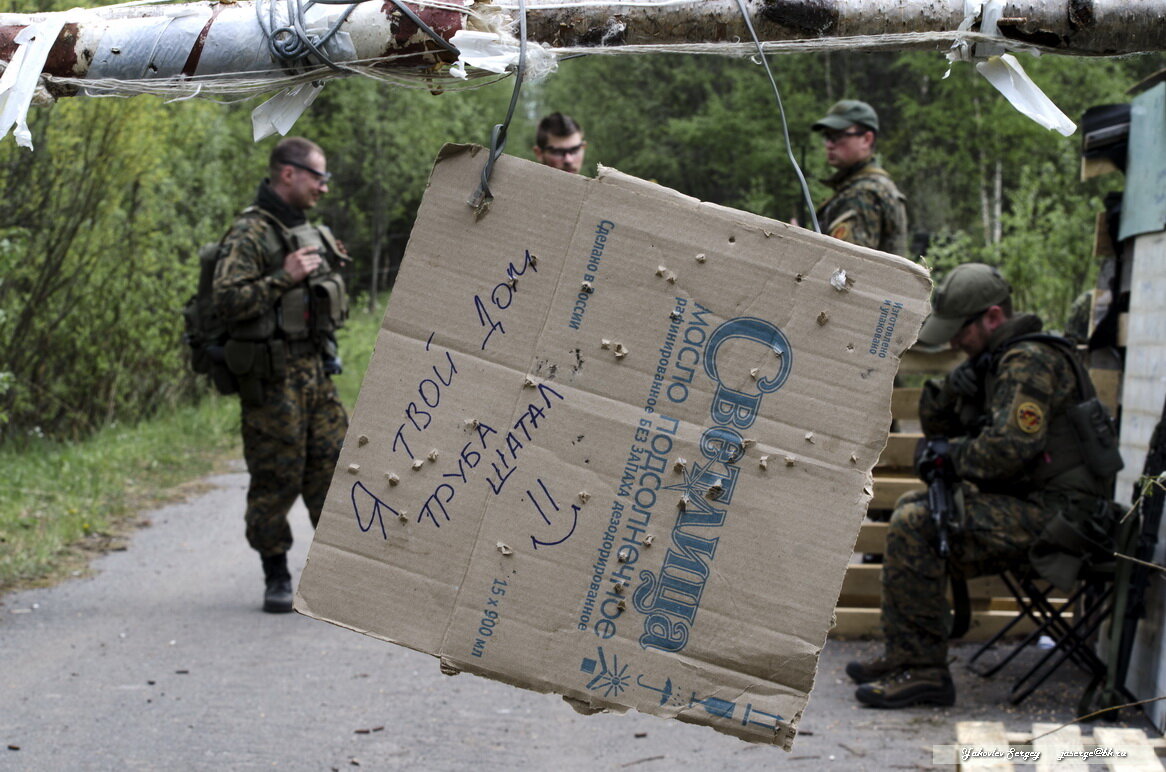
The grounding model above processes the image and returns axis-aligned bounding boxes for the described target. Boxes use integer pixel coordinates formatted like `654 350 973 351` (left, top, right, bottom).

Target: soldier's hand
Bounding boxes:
913 436 952 482
284 246 322 282
946 358 982 400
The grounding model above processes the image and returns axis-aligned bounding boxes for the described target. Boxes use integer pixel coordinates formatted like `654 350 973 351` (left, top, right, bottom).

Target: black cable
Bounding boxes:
468 0 525 214
259 0 459 72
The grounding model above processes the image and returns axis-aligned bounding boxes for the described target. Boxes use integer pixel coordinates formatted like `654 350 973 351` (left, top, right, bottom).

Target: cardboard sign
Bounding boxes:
297 145 930 748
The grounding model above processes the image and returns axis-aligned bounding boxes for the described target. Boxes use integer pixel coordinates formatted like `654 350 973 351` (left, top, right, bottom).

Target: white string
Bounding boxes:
35 27 1046 103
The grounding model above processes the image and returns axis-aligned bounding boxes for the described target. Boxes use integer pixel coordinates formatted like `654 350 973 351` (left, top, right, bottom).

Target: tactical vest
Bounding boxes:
817 162 907 256
220 208 349 405
226 207 349 346
982 333 1122 499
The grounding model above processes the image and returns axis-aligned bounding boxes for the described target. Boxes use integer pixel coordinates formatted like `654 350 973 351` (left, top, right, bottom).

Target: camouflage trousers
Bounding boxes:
881 486 1055 665
240 352 348 557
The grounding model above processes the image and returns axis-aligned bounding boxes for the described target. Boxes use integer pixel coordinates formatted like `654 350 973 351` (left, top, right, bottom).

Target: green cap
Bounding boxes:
812 100 879 133
918 263 1012 346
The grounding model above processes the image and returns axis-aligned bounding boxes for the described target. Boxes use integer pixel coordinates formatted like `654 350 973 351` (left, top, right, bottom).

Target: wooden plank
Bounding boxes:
872 474 924 508
840 564 1017 601
1090 368 1122 415
854 521 889 553
830 608 1038 641
1033 723 1088 772
1083 156 1122 183
892 387 922 421
875 432 921 470
900 346 965 374
1093 209 1116 256
956 721 1014 770
1091 727 1165 771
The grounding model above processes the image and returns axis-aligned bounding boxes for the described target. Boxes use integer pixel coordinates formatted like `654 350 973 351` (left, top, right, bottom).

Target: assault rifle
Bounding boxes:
916 436 969 637
916 437 957 557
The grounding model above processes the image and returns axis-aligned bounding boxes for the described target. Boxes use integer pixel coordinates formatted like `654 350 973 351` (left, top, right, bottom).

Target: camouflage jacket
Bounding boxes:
919 314 1091 494
212 198 299 325
816 157 908 257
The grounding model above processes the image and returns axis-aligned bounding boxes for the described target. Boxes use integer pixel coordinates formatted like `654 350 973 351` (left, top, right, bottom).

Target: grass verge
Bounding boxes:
0 293 387 597
0 396 240 594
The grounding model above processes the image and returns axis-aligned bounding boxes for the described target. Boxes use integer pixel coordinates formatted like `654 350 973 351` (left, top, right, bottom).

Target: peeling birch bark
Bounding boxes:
0 0 1161 99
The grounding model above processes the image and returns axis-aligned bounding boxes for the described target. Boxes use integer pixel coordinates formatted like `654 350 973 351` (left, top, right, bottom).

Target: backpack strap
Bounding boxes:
238 206 296 273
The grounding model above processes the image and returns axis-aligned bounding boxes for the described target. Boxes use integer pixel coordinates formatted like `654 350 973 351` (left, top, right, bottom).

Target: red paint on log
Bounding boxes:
182 3 226 77
378 1 463 65
0 22 81 76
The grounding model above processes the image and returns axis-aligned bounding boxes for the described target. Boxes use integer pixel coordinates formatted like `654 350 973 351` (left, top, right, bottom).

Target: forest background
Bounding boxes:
0 0 1161 445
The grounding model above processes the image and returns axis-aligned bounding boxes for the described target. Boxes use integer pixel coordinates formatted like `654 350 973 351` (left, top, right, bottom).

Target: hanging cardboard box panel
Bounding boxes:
296 145 930 749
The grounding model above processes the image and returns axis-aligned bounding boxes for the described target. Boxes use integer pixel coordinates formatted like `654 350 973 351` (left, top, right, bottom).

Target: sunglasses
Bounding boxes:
285 160 332 183
822 128 869 143
540 142 586 158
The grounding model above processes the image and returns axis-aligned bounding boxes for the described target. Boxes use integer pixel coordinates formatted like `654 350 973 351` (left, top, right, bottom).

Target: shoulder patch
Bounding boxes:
830 221 853 241
1015 401 1044 434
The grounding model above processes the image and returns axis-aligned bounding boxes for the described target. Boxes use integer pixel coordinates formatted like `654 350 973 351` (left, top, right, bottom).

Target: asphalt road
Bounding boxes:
0 466 1145 771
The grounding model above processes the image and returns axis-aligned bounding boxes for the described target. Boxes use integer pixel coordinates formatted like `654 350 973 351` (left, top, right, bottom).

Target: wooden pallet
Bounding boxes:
952 721 1166 770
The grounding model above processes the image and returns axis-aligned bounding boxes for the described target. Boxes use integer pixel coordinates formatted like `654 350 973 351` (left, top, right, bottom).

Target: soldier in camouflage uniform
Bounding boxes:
850 264 1118 708
812 100 908 257
213 137 349 613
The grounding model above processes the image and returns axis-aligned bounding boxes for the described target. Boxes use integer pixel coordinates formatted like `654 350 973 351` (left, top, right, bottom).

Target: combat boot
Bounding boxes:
855 666 956 709
845 655 907 684
261 553 293 614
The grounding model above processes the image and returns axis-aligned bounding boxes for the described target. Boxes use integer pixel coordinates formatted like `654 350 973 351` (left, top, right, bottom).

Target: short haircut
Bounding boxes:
269 137 323 175
536 113 583 148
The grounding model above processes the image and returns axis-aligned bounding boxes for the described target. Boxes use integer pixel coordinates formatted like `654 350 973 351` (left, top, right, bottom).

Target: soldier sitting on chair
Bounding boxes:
850 263 1121 708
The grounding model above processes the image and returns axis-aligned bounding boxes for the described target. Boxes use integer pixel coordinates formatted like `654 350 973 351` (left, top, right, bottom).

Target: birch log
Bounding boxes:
0 0 1163 98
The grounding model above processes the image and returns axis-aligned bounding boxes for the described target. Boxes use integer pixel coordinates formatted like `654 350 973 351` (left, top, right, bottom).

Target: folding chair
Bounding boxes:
965 512 1140 711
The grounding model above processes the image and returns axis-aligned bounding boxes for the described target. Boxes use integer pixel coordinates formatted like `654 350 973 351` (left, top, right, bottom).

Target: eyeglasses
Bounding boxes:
958 309 988 332
284 160 332 183
540 142 586 158
822 129 869 143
